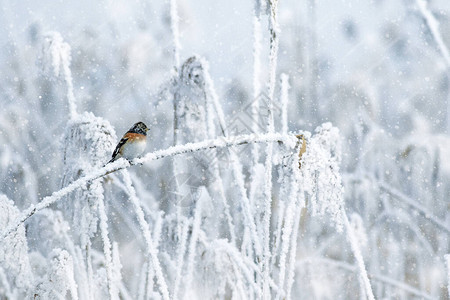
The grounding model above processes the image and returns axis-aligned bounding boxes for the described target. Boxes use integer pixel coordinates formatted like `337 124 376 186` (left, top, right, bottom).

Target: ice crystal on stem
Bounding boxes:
301 123 345 231
40 32 77 118
0 195 32 294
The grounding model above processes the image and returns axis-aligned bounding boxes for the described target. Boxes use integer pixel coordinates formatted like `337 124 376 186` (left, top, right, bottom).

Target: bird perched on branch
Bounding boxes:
107 122 149 164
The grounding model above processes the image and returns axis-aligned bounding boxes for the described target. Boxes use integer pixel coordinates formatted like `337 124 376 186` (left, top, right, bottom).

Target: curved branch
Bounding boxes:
416 0 450 68
297 258 436 300
378 182 450 235
2 132 300 239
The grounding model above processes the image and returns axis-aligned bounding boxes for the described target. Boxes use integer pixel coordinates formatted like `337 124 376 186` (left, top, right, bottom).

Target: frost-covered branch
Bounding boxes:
445 254 450 298
122 171 170 300
378 182 450 234
343 211 375 300
267 0 280 101
170 0 181 69
203 59 261 255
285 201 302 300
97 192 119 300
275 141 302 300
263 0 280 297
1 132 299 240
202 60 237 244
299 258 436 300
183 188 206 299
42 32 78 118
416 0 450 67
249 0 263 166
248 2 264 234
172 216 190 299
346 172 450 235
280 73 289 134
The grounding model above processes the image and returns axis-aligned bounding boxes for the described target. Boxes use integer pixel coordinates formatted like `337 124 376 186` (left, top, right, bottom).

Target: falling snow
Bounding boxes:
0 0 449 299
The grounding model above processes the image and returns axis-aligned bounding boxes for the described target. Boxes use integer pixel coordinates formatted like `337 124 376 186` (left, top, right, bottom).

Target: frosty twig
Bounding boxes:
97 191 118 300
379 182 450 234
122 171 171 300
42 32 78 118
263 0 280 297
1 132 299 240
170 0 181 69
280 74 290 134
416 0 450 67
343 211 375 300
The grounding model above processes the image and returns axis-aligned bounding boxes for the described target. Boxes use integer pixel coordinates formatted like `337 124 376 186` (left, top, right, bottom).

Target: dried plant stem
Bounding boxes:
2 133 299 240
122 171 170 300
263 0 280 297
97 188 118 300
170 0 181 69
343 211 375 300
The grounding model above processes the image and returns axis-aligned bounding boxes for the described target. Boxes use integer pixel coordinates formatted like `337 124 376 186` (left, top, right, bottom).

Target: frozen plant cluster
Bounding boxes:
0 28 350 299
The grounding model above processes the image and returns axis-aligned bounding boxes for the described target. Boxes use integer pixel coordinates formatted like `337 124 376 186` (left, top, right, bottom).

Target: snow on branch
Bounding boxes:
416 0 450 67
33 249 79 299
346 172 450 234
280 73 290 134
0 195 32 290
202 56 261 256
275 139 303 300
97 192 119 300
170 0 181 69
301 123 345 231
342 211 375 300
40 32 78 118
446 254 450 298
60 112 117 247
1 132 299 241
263 0 280 296
378 182 450 234
249 0 264 209
122 171 170 300
299 258 436 300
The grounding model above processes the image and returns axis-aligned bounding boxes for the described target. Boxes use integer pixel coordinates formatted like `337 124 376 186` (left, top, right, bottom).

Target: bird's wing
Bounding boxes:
109 137 129 163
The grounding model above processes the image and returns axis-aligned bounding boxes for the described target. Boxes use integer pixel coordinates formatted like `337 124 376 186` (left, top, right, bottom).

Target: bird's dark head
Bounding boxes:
129 122 149 135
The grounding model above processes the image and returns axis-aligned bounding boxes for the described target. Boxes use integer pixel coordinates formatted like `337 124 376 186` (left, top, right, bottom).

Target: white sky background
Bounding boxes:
1 0 449 104
0 0 252 85
2 0 450 158
0 1 411 82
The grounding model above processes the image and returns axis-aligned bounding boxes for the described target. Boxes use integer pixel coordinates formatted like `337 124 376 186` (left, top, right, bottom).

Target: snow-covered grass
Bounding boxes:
1 0 450 299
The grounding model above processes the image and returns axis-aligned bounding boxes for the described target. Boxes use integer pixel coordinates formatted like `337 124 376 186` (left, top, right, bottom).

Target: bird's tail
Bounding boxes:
103 157 114 168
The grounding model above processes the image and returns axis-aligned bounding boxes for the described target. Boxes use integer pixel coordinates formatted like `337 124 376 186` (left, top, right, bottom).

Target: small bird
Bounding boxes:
107 122 149 164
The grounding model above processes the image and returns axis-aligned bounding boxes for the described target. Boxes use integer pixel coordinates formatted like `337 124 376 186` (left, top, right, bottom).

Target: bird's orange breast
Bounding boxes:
124 132 146 141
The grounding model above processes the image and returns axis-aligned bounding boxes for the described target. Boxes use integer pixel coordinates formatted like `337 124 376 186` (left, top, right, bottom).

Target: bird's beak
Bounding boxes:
146 128 150 132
